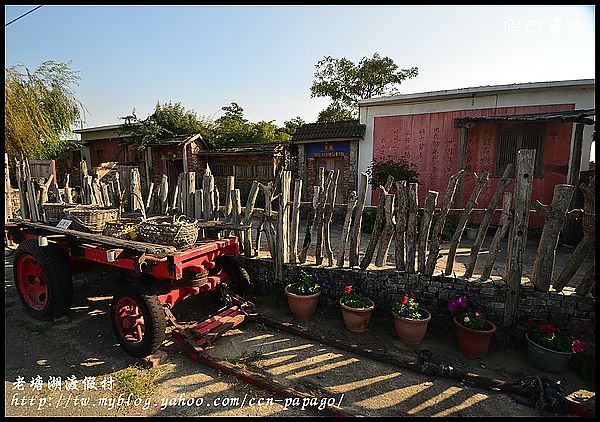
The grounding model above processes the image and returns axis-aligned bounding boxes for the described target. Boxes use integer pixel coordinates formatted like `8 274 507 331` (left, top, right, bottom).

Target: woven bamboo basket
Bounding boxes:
138 215 199 249
42 203 77 224
102 217 143 240
64 205 120 233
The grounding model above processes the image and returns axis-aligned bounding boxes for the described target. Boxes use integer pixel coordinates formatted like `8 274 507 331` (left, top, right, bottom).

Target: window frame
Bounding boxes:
493 122 546 177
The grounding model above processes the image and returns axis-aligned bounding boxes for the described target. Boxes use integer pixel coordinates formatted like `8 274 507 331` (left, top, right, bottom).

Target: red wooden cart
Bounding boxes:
5 220 254 358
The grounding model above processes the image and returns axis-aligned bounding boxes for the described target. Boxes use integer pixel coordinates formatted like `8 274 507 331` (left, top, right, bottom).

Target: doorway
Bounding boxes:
313 157 345 203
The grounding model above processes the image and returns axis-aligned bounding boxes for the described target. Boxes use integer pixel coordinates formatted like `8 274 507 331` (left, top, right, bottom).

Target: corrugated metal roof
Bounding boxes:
360 79 595 107
292 121 366 141
454 108 595 126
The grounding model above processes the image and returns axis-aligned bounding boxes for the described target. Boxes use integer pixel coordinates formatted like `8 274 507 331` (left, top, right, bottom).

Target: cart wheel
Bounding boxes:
210 255 251 297
13 239 73 320
110 283 166 359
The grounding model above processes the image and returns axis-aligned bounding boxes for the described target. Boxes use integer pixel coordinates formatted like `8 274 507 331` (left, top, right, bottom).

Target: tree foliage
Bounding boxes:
282 116 305 136
317 103 355 123
311 53 418 119
366 155 419 190
5 60 85 159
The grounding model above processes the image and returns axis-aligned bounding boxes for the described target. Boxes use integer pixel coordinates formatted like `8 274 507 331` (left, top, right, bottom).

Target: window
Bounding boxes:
494 124 545 176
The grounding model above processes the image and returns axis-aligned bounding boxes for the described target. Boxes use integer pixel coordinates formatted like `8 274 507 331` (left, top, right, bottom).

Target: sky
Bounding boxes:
4 5 596 132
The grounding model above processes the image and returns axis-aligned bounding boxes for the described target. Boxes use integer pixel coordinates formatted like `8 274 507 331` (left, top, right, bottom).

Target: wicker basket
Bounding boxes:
138 215 199 249
64 205 120 233
102 217 143 240
42 203 77 224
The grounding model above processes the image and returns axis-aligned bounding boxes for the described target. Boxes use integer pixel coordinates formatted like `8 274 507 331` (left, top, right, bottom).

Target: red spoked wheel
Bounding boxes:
17 254 49 311
110 283 166 358
13 239 73 320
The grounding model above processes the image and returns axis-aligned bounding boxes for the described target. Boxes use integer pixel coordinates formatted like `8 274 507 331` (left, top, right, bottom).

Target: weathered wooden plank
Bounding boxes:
349 172 368 268
39 174 54 207
481 192 512 281
24 158 41 221
64 174 73 205
259 182 277 259
289 179 303 264
186 172 196 219
231 188 244 253
276 171 292 277
145 182 154 213
336 191 357 268
299 185 321 264
359 176 394 270
575 262 595 297
552 175 595 292
213 186 220 221
101 182 111 207
445 171 489 275
51 176 63 204
203 166 214 221
324 169 340 266
243 180 260 258
394 180 408 271
424 170 464 276
315 170 334 266
5 154 13 222
405 182 419 273
375 193 396 267
464 164 514 278
530 184 575 291
417 190 439 273
16 159 29 219
225 175 235 223
502 149 535 335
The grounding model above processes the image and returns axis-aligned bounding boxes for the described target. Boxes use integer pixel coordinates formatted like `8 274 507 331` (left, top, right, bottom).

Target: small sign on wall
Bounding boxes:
56 219 72 229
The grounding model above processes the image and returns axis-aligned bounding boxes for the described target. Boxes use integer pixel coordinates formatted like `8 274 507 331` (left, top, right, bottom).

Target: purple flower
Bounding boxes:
457 297 467 309
474 311 482 318
402 309 409 317
448 301 457 313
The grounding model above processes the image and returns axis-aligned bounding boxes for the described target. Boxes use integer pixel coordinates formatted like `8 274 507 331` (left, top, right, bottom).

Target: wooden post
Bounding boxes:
349 172 368 267
243 180 260 257
277 171 292 269
394 181 408 271
159 174 169 215
114 172 121 209
336 191 358 268
171 177 180 214
324 169 340 266
63 174 73 205
464 164 514 278
552 176 595 292
93 177 105 207
39 175 54 208
575 262 595 297
530 184 575 291
359 176 394 269
16 159 29 219
232 188 243 252
51 176 62 204
186 172 196 218
502 149 535 336
561 123 586 244
203 165 214 221
374 193 395 267
454 124 471 207
5 154 13 222
213 186 220 221
405 182 419 273
299 185 321 264
80 160 88 203
24 158 40 221
445 171 489 275
481 192 512 281
424 170 464 276
225 176 235 223
259 182 276 260
101 182 111 207
417 190 439 273
289 179 303 264
145 182 154 213
314 171 334 266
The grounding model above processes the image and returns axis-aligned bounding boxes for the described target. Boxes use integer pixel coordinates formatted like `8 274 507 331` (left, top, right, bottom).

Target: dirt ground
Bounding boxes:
4 245 595 417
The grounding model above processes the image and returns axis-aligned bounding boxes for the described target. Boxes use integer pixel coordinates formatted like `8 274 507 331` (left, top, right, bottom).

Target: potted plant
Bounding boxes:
392 292 431 344
525 317 586 373
448 291 496 359
285 271 321 322
340 285 374 333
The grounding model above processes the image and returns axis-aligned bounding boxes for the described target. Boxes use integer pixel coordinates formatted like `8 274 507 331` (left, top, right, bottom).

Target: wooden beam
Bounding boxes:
394 180 408 271
454 126 469 207
481 192 512 281
349 172 368 267
417 190 438 274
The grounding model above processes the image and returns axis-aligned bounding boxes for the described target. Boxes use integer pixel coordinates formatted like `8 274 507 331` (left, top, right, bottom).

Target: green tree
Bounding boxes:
5 60 85 159
120 101 215 148
311 53 418 119
282 116 305 135
316 103 355 123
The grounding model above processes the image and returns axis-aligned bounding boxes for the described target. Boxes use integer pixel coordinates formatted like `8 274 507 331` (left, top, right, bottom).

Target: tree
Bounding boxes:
366 155 419 190
120 101 216 148
282 116 305 136
311 53 418 119
5 60 85 159
317 103 355 123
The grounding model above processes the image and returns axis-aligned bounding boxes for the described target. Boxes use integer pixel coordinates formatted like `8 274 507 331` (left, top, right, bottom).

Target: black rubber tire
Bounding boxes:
13 238 73 320
210 255 251 297
110 283 167 359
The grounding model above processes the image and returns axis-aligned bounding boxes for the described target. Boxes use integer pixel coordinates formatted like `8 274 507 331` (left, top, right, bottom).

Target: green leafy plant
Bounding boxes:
448 291 489 331
341 285 373 309
392 292 422 320
366 155 419 190
288 270 321 295
526 317 586 354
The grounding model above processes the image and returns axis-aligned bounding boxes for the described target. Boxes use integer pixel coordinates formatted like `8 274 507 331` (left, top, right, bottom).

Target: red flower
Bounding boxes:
401 295 409 305
410 292 415 298
344 285 353 295
538 324 557 335
572 340 585 353
527 317 535 324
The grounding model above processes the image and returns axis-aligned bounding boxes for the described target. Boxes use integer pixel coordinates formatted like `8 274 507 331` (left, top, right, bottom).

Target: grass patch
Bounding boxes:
112 365 164 398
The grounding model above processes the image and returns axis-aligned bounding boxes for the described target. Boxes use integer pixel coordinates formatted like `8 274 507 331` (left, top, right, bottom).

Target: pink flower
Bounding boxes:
344 285 353 295
538 324 557 335
572 340 585 353
474 311 482 318
448 301 457 313
456 297 467 309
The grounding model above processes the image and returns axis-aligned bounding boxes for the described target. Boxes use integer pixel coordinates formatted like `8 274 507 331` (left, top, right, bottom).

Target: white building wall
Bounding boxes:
359 85 595 205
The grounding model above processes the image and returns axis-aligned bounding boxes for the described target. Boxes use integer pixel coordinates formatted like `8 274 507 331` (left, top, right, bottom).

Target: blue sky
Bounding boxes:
5 5 595 130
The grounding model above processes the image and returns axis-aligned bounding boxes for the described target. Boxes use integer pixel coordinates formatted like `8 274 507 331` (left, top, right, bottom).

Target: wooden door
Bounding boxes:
314 157 345 203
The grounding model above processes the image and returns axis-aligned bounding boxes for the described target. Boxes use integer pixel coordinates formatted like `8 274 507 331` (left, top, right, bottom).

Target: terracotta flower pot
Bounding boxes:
453 316 496 359
340 299 374 333
526 333 572 373
285 284 321 322
393 308 431 345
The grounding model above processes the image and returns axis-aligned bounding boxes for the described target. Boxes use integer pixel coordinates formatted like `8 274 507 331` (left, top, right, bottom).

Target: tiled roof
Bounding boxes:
292 121 366 141
199 141 289 155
